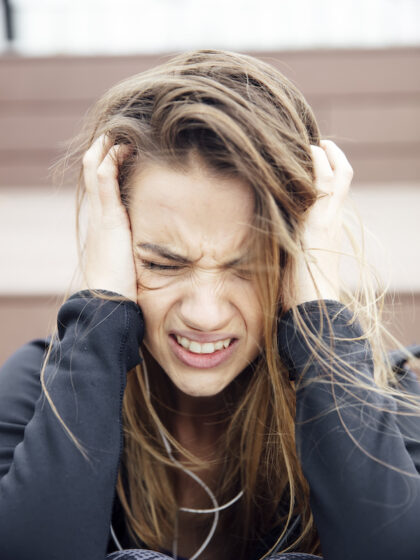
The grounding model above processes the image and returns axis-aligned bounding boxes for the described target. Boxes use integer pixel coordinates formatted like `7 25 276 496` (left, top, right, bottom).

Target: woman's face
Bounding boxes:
128 157 263 398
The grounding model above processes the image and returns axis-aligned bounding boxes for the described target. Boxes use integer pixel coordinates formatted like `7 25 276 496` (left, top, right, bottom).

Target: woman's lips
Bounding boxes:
168 334 238 369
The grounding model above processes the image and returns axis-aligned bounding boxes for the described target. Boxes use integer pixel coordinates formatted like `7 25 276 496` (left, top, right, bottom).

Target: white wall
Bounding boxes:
4 0 420 56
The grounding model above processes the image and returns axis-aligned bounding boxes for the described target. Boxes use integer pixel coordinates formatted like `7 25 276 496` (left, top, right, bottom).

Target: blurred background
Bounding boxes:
0 0 419 363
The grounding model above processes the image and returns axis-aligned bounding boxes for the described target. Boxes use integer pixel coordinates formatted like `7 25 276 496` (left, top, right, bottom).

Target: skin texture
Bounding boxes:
81 135 353 407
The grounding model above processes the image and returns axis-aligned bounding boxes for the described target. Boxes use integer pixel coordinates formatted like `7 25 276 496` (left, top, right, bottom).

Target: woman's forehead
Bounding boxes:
128 163 254 258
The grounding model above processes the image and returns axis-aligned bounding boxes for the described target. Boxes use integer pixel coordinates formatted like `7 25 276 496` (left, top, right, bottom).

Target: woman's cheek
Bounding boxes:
236 279 264 343
136 268 175 292
137 278 180 330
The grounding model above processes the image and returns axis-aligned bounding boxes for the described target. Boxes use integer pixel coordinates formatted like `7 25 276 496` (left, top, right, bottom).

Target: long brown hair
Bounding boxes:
43 49 420 558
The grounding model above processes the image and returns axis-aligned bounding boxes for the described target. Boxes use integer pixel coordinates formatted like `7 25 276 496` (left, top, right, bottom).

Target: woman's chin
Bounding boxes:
172 375 229 399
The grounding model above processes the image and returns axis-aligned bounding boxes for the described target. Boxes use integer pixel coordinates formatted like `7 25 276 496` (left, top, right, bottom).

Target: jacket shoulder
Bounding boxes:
0 337 51 476
0 337 50 396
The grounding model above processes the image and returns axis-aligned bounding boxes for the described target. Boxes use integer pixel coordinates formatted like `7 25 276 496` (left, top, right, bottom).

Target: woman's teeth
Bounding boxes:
175 335 232 354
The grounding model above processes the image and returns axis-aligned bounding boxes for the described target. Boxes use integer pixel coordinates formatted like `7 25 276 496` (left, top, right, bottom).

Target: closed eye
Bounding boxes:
140 259 183 272
233 267 253 281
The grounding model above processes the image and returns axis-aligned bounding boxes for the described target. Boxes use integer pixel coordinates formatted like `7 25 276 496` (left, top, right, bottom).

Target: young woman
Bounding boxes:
0 50 419 560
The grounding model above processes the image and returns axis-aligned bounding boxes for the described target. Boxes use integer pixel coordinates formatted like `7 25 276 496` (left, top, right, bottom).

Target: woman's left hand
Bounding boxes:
293 140 353 307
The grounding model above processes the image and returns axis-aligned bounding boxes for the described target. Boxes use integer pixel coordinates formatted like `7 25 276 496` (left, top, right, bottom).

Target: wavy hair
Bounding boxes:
42 49 420 559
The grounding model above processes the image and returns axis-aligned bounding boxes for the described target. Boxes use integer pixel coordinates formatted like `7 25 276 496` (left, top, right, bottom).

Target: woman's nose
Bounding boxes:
178 274 233 332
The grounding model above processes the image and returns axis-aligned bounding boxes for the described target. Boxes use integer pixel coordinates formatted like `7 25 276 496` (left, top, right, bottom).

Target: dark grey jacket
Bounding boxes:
0 291 419 560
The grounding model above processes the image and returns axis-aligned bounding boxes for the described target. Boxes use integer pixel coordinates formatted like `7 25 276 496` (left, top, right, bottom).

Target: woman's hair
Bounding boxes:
42 49 420 558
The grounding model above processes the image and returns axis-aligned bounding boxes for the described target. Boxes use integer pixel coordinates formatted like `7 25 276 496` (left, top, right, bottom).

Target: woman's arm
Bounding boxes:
281 140 420 559
0 132 142 559
278 301 420 560
0 291 144 560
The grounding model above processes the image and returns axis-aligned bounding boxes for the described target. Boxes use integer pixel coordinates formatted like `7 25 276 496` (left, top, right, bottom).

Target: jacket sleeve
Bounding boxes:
277 300 420 560
0 290 144 560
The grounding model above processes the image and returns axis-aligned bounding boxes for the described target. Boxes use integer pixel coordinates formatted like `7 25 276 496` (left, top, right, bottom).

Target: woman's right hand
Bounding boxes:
81 134 138 302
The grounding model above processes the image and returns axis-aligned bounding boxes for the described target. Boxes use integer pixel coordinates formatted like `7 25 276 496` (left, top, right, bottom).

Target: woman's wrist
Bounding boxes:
277 300 367 382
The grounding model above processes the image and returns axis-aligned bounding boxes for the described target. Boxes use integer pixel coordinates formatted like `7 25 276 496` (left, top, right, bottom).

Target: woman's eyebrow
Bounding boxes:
137 242 249 268
136 243 191 264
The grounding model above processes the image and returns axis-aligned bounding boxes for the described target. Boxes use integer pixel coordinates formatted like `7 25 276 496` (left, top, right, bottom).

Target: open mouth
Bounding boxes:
169 334 238 368
171 334 236 355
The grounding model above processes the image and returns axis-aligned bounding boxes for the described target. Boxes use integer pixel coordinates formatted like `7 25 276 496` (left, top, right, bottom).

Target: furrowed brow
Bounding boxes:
136 243 191 264
137 242 250 268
